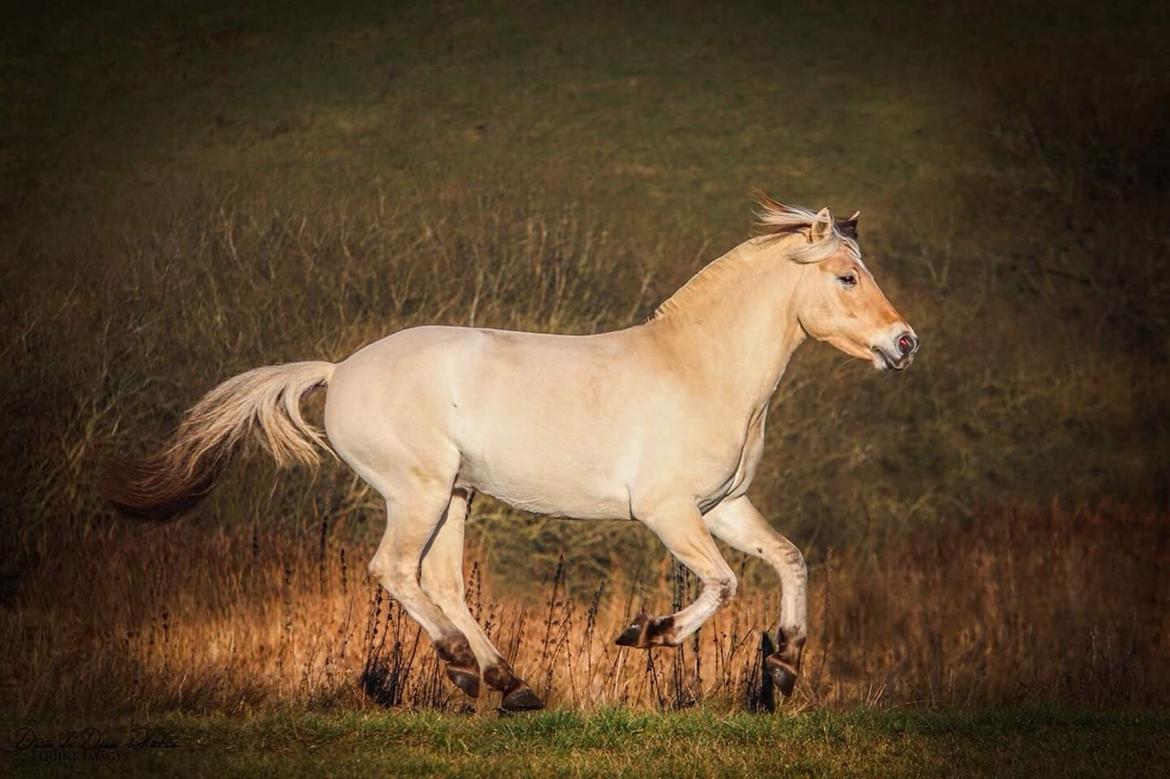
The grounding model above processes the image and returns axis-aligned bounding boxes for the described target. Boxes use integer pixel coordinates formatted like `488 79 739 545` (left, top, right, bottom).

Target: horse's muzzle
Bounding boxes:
873 330 918 371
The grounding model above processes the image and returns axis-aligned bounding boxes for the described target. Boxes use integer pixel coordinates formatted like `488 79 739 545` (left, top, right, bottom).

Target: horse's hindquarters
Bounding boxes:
323 327 467 496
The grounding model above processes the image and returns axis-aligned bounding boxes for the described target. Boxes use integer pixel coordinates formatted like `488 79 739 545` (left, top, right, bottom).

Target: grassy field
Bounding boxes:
6 708 1170 777
3 1 1169 774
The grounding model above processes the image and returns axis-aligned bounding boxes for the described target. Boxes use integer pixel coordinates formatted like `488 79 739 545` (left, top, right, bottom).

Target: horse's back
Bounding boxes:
323 324 652 514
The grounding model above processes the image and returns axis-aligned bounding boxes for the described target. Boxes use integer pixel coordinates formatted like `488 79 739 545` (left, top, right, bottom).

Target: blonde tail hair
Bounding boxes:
104 361 335 520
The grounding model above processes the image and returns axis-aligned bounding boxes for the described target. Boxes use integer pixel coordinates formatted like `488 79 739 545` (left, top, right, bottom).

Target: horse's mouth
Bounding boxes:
872 346 912 372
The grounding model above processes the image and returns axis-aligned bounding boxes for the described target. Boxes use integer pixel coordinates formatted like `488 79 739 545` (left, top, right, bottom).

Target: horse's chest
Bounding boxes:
697 408 768 512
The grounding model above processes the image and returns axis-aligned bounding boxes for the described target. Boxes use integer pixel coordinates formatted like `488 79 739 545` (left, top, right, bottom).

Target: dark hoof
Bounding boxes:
446 666 481 699
765 653 798 698
499 685 544 713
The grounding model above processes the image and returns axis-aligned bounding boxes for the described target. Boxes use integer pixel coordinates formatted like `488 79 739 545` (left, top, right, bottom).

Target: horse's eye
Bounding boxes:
838 273 857 287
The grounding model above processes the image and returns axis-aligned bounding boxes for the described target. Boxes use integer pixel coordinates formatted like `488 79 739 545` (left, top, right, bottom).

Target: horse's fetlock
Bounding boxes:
484 661 544 711
776 625 807 667
647 615 677 644
434 633 476 668
483 662 521 693
614 612 676 647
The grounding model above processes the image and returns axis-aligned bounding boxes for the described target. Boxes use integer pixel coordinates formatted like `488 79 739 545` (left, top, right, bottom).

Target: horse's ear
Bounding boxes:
810 207 834 242
836 210 860 240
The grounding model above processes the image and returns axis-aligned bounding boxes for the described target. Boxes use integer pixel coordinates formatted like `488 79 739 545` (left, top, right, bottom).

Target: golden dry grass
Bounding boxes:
3 502 1164 719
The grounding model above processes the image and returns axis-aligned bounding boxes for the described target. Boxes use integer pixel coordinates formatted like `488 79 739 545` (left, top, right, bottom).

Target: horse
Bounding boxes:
104 194 919 712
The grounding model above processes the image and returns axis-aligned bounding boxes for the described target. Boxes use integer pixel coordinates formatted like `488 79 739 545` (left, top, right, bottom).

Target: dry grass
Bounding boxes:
3 502 1164 720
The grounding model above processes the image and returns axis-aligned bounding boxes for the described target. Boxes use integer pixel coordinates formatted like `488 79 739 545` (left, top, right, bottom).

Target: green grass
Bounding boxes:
5 708 1168 777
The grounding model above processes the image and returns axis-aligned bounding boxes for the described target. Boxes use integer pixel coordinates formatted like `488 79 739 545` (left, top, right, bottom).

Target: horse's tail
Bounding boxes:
103 361 335 521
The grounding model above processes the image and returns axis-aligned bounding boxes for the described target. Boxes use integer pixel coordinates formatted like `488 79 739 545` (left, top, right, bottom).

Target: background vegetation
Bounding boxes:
2 0 1168 772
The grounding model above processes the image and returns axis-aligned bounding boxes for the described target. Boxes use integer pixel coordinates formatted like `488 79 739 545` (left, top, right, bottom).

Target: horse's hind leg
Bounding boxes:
704 496 807 697
367 482 481 698
420 489 544 712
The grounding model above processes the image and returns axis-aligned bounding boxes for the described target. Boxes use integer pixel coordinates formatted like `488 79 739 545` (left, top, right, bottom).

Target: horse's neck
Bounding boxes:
648 240 806 414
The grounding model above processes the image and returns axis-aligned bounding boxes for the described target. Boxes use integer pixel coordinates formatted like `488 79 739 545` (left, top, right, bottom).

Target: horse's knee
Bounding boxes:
710 571 737 606
419 571 463 603
369 555 416 597
692 568 739 608
778 541 807 583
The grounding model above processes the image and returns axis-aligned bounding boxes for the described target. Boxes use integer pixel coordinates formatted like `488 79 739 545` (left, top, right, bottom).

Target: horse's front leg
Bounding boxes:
616 498 737 648
704 496 808 697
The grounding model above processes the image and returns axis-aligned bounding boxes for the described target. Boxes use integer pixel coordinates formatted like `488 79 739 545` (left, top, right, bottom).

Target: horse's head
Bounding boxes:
781 206 918 372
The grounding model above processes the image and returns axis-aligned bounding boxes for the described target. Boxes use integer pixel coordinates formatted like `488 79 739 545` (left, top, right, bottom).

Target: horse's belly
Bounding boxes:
450 330 645 519
457 449 632 519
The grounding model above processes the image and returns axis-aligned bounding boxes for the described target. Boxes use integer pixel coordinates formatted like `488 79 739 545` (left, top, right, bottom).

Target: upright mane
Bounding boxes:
651 193 860 320
753 192 861 264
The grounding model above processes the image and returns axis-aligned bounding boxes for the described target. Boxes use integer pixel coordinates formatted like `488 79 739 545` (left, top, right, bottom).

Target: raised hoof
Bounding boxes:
765 653 798 698
446 666 481 699
614 613 674 648
499 685 544 713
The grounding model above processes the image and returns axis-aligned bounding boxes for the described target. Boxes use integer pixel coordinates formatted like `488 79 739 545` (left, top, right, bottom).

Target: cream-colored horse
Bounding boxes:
106 195 918 711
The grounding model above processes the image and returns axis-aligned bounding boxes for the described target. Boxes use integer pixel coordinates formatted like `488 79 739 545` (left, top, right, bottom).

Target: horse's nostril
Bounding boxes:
897 333 916 357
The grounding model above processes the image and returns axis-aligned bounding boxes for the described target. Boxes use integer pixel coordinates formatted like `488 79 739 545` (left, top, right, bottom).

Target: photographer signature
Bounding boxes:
11 726 178 751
